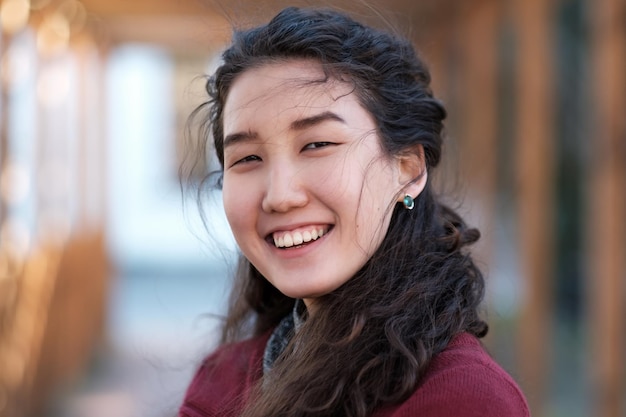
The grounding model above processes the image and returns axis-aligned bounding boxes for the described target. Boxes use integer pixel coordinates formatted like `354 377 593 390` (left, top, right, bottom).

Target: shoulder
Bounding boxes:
178 332 271 417
381 333 530 417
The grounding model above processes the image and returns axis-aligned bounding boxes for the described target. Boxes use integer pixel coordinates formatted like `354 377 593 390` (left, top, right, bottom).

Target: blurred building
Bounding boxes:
0 0 623 416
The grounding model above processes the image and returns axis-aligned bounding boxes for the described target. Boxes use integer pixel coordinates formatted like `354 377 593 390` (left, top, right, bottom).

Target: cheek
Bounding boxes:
316 157 366 202
354 198 393 247
222 176 254 238
353 165 398 245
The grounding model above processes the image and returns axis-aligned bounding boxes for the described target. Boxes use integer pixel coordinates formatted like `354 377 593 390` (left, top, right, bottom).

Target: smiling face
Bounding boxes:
221 60 420 308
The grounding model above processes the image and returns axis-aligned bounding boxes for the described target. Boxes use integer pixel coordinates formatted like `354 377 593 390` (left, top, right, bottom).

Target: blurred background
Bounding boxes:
0 0 624 416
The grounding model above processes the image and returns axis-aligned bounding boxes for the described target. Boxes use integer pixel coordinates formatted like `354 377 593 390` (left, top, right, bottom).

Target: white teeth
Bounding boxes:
273 227 329 248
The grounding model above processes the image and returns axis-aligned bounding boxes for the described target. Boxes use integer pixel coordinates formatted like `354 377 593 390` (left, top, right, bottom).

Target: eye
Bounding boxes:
231 155 261 167
303 141 333 150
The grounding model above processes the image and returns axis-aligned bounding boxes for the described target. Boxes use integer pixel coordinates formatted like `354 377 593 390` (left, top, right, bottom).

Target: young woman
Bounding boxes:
179 6 529 417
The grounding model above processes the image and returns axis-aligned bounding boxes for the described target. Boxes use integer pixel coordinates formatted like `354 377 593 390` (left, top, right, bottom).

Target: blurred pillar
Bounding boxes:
416 11 454 186
76 38 91 230
75 35 107 232
457 0 501 274
75 32 110 380
0 32 9 226
419 19 450 109
586 0 625 416
511 0 556 414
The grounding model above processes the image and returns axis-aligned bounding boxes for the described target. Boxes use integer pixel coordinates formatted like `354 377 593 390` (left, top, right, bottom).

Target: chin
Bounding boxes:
278 284 339 301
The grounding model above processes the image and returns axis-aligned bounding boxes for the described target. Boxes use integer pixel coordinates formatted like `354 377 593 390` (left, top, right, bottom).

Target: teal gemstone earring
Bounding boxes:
403 194 415 210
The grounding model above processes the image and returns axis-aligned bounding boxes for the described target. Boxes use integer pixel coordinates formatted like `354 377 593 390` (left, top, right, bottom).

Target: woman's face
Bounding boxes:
221 60 413 308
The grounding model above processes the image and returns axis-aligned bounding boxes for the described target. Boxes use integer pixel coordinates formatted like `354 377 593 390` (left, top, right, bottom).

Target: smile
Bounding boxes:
271 225 332 248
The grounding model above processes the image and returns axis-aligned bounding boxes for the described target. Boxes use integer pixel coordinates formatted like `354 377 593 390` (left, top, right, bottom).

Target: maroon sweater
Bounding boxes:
179 332 530 417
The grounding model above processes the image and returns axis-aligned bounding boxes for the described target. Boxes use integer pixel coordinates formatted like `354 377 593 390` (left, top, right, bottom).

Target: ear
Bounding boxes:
396 145 428 204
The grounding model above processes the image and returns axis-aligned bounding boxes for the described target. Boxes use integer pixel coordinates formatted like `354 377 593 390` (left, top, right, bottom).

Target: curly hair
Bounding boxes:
190 6 488 417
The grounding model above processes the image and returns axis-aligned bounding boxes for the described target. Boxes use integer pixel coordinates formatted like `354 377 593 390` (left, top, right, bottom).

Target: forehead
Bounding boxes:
223 60 363 133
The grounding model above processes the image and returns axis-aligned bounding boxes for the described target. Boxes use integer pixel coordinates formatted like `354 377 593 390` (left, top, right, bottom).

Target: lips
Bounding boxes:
271 225 331 248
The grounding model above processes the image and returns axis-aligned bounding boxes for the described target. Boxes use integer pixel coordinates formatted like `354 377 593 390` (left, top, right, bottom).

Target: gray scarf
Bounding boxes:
262 299 307 375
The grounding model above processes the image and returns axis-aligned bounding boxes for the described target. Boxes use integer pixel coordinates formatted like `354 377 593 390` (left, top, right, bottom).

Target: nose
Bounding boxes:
261 164 309 213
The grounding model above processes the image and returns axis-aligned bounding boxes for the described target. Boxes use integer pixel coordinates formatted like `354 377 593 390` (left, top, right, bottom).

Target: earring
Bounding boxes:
403 194 415 210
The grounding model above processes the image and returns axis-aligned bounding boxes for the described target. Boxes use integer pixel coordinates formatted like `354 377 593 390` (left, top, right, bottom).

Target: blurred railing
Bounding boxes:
0 234 108 417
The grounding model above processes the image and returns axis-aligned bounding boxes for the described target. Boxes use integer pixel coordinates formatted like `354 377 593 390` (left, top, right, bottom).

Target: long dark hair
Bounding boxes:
190 6 488 417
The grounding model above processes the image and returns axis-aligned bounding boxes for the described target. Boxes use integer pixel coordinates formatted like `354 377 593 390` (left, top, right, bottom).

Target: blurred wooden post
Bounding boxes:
512 0 556 414
457 0 501 272
586 0 625 416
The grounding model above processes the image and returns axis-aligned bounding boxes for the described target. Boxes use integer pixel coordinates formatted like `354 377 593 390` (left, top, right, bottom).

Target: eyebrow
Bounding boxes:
223 130 258 149
223 111 345 149
289 111 346 131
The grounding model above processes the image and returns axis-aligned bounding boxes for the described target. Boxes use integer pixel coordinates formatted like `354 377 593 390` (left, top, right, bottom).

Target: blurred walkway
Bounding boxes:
49 267 231 417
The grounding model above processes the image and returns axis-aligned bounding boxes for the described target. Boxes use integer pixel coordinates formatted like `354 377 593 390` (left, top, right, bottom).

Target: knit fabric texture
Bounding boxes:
179 329 531 417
